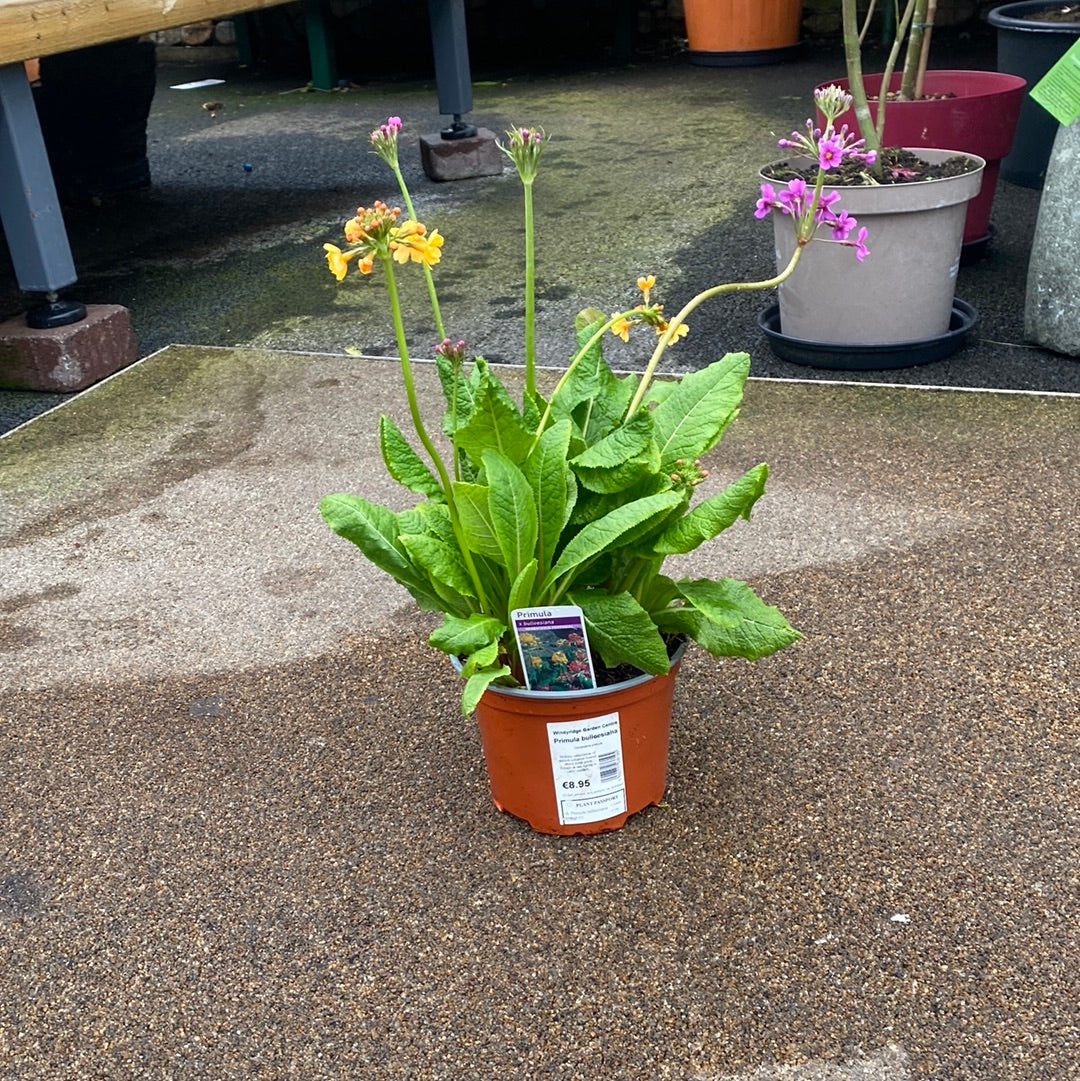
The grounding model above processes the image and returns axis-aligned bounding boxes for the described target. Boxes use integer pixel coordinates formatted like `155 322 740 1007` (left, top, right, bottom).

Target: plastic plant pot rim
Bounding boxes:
451 637 689 701
989 2 1080 31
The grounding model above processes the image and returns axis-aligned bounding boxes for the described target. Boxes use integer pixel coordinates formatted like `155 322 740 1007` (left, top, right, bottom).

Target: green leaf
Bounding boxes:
544 490 684 590
571 411 659 494
524 419 575 576
572 590 671 675
568 472 673 527
644 378 678 406
451 482 503 561
321 493 404 568
461 638 502 676
550 311 622 437
379 415 443 499
429 613 506 656
483 449 539 580
676 577 801 660
319 494 444 610
652 463 769 555
400 533 477 599
462 665 512 715
507 559 539 614
651 353 749 471
456 369 534 466
409 502 456 544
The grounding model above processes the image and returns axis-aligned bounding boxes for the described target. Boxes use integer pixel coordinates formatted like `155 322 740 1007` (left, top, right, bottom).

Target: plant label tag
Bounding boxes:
547 711 626 825
510 605 596 691
1031 36 1080 126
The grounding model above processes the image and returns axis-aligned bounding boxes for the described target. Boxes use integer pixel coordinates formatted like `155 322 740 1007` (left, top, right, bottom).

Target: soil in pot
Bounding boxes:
763 147 980 186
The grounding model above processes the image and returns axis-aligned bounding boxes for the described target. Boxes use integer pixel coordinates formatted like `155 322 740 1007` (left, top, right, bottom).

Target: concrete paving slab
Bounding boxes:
1 345 1078 1079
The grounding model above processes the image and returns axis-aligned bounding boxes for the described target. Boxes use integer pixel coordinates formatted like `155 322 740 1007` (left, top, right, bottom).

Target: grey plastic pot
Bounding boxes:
989 1 1080 189
763 150 986 346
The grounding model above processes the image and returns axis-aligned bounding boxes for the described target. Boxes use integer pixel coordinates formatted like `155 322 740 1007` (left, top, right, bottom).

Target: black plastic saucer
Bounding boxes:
757 299 978 371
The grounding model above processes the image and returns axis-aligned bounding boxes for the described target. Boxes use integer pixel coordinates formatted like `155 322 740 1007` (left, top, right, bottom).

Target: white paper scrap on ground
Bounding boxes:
170 79 226 90
547 711 625 825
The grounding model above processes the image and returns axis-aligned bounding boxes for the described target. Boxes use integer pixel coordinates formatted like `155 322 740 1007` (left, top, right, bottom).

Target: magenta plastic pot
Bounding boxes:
816 71 1026 246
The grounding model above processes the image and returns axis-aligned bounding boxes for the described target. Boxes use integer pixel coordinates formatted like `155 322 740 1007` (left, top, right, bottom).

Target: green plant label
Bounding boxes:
1032 37 1080 126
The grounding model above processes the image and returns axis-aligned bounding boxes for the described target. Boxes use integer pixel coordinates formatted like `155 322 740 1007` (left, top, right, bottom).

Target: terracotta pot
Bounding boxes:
817 71 1026 246
763 149 985 346
683 0 803 66
471 648 685 836
989 1 1080 188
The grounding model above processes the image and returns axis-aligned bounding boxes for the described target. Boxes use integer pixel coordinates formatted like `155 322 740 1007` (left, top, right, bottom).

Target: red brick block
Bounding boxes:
0 304 139 392
419 128 503 182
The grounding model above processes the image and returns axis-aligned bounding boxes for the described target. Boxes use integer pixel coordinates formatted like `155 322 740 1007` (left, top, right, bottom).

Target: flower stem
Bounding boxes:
624 244 808 420
391 161 446 340
382 254 490 611
523 177 537 400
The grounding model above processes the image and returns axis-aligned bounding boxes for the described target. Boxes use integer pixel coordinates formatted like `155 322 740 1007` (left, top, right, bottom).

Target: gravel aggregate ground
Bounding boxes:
2 348 1077 1079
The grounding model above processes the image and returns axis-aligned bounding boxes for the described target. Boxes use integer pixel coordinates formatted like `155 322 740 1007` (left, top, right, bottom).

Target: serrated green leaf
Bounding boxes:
544 490 684 590
651 353 749 471
319 494 444 610
451 482 503 561
676 577 801 660
652 463 769 555
456 370 533 466
569 472 673 527
524 419 575 576
483 449 538 580
429 613 506 656
462 665 512 715
400 533 477 599
571 412 659 494
379 414 443 499
550 312 621 436
411 502 456 543
644 377 678 406
574 306 608 335
571 590 671 674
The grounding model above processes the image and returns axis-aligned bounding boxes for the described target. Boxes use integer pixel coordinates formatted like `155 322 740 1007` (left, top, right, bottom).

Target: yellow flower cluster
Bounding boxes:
322 200 442 281
609 275 689 344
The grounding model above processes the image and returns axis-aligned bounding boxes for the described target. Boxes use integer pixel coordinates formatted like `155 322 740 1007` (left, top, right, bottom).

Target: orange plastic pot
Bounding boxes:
683 0 803 66
472 648 685 836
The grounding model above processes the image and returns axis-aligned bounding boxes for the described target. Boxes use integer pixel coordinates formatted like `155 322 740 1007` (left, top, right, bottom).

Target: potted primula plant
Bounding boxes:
318 111 860 836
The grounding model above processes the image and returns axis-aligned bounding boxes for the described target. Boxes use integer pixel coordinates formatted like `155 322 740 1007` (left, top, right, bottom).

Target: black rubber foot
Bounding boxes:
26 299 87 329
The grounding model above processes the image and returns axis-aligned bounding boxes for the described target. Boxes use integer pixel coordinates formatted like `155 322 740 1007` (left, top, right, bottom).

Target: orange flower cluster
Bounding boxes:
323 200 443 281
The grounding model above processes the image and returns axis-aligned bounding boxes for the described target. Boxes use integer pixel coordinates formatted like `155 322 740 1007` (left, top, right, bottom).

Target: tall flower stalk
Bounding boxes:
370 116 447 340
499 127 549 401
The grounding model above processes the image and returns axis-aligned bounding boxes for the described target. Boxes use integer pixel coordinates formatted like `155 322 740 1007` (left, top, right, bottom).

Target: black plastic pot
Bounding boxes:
988 2 1080 189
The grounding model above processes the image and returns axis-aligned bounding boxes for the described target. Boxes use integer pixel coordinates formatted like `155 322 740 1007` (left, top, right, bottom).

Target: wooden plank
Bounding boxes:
0 0 288 65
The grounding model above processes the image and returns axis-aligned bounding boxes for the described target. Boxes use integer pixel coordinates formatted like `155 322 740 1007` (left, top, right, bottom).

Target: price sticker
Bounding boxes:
546 711 626 825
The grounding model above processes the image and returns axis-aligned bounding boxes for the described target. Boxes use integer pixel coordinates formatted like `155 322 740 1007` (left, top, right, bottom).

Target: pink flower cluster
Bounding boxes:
755 178 869 261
